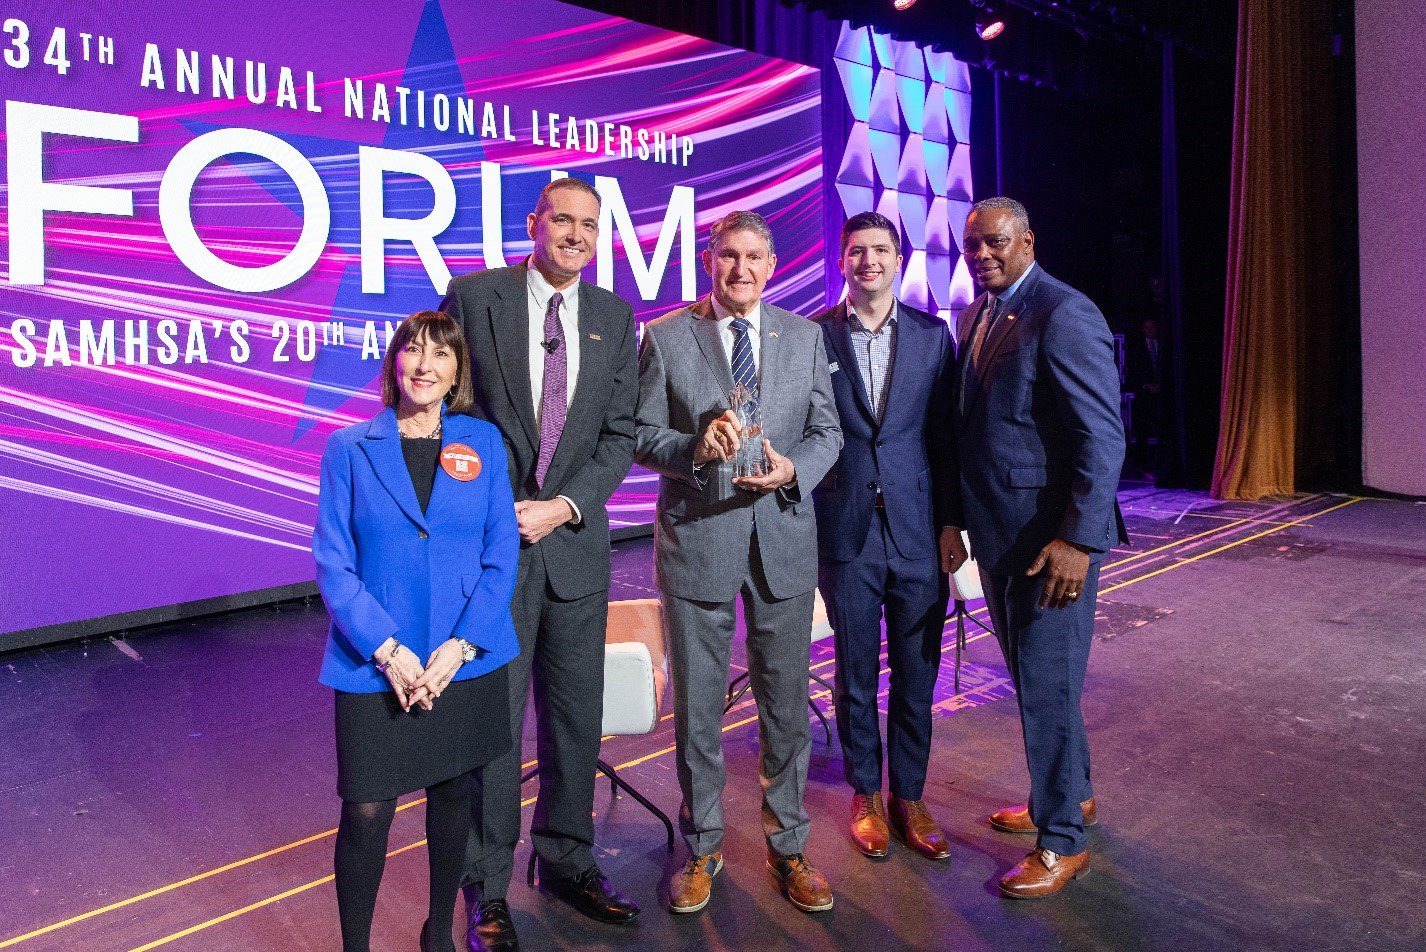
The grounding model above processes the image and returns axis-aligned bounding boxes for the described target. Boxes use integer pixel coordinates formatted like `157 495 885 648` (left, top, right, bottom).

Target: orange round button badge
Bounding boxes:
439 443 482 482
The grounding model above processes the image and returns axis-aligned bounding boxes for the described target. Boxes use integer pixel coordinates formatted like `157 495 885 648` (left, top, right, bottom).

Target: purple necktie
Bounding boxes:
535 290 566 487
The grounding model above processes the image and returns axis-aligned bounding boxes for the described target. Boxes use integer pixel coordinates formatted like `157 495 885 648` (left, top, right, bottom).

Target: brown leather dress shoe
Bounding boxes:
998 847 1090 899
850 792 890 858
989 797 1098 834
766 851 834 913
888 796 951 860
668 852 722 913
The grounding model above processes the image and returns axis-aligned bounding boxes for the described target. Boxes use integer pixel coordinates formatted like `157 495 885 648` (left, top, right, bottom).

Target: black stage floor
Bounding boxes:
3 489 1424 951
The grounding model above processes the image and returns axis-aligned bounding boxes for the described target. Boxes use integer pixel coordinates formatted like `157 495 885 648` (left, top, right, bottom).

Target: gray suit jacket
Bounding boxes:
440 264 638 600
635 297 842 602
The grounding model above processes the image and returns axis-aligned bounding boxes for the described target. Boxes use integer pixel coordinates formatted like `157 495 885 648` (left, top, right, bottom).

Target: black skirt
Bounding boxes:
335 666 510 802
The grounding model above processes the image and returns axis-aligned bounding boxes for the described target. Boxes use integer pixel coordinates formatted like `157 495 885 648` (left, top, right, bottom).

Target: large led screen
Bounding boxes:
0 0 824 640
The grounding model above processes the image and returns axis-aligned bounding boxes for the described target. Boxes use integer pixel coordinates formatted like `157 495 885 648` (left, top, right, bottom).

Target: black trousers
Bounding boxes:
462 547 608 899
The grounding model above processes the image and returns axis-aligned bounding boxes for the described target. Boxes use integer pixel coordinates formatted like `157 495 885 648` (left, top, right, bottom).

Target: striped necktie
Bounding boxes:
730 317 758 401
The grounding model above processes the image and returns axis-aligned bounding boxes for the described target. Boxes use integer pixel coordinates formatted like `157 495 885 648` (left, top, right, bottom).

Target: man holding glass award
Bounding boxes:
634 211 842 916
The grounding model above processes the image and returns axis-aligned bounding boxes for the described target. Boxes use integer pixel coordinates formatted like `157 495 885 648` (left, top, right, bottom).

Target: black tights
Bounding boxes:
334 775 472 952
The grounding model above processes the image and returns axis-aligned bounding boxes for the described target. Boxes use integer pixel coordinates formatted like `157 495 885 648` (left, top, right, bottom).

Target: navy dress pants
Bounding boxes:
979 555 1101 856
820 509 949 801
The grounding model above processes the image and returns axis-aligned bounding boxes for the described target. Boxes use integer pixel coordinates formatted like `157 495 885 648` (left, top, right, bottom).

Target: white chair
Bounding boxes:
724 589 836 744
523 599 675 884
947 531 995 694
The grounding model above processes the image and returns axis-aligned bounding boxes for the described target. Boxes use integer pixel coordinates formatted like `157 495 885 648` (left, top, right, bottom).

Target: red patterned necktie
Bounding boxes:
535 290 566 487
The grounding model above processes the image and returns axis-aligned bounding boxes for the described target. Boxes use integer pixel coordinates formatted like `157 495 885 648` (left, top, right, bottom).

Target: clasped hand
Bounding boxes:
378 639 466 712
694 409 795 492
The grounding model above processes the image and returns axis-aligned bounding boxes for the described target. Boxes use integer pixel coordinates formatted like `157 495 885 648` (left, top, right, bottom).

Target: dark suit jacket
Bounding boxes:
440 264 637 600
313 408 520 692
953 265 1128 576
811 300 958 564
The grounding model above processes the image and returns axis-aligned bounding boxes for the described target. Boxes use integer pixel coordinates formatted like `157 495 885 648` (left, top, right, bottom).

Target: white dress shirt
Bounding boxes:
526 265 582 424
710 295 762 373
525 264 583 523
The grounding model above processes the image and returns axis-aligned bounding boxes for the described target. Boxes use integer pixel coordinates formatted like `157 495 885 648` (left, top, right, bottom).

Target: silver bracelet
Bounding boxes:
374 639 402 673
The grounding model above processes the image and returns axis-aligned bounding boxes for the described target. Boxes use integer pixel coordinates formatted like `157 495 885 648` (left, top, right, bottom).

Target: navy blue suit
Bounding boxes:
953 264 1127 856
812 301 957 800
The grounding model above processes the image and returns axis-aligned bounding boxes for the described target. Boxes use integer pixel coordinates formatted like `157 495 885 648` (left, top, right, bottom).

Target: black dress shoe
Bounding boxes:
422 917 456 952
539 864 640 924
465 898 519 952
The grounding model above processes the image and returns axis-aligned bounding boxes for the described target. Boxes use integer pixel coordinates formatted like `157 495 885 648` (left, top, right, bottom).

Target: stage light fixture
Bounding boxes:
893 0 918 9
976 18 1006 40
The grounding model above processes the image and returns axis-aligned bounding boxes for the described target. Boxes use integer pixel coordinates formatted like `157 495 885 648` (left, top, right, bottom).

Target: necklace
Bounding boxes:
398 415 442 440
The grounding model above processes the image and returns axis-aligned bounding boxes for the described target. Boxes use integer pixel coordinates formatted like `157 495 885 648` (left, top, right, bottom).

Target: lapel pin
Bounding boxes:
588 332 602 340
769 331 779 338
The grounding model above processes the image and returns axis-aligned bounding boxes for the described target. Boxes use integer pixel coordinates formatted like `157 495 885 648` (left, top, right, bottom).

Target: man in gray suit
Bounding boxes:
635 211 842 916
440 178 639 951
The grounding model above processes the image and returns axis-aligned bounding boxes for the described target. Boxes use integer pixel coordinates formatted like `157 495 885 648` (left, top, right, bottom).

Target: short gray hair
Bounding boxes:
708 210 776 256
970 196 1030 232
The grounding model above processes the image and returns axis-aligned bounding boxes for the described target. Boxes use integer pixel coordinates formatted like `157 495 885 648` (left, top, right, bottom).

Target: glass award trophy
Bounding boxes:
728 383 766 480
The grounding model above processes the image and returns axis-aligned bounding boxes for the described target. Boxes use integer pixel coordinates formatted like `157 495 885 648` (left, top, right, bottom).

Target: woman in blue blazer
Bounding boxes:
313 310 519 952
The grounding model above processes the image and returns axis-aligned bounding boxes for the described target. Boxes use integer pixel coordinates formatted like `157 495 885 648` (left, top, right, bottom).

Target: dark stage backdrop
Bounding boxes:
1356 0 1426 495
0 0 825 642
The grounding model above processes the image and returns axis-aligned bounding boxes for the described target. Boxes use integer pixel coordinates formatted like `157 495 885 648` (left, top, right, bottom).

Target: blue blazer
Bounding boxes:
313 407 520 693
812 301 958 563
952 265 1128 576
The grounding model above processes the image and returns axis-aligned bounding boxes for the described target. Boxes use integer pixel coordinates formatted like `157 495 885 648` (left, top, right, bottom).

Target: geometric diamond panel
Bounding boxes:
923 83 950 145
897 134 929 195
948 142 974 202
901 249 930 312
946 88 972 144
835 21 874 66
926 196 952 255
870 68 901 134
898 75 926 134
836 181 876 218
832 30 974 318
898 189 930 250
837 59 874 123
924 139 950 196
870 29 896 70
868 128 903 186
838 122 875 187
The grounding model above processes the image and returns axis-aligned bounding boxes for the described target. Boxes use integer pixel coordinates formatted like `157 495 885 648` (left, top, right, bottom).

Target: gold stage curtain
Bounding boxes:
1212 0 1330 500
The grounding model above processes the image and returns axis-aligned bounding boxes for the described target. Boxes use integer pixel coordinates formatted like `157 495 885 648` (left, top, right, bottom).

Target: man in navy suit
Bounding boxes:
812 212 966 863
952 197 1127 898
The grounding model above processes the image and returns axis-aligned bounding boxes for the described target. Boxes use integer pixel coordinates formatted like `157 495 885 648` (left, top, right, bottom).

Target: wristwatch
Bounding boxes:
457 639 478 663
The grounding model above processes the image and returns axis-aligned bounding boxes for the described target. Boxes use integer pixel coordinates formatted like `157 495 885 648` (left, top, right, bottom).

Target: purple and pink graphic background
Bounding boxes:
0 0 823 637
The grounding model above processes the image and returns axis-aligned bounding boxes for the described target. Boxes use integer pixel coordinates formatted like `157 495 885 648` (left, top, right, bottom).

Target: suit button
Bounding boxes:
418 530 429 539
867 482 877 490
875 439 886 447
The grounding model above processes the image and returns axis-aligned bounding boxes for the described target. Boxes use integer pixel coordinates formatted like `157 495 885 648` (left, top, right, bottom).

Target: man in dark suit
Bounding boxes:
635 211 842 915
952 197 1127 899
440 177 639 950
811 212 965 863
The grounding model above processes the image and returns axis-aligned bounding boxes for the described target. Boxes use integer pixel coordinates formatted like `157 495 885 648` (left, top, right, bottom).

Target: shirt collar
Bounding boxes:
526 259 579 308
846 299 899 333
710 294 761 331
990 260 1036 303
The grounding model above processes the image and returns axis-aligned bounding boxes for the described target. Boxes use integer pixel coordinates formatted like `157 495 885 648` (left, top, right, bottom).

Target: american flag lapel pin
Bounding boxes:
588 332 602 340
769 331 779 338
